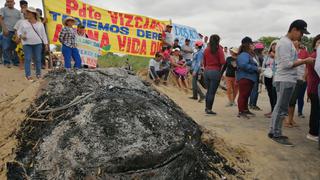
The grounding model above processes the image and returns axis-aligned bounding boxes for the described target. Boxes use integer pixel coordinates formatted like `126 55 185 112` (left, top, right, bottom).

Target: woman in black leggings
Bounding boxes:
262 40 278 118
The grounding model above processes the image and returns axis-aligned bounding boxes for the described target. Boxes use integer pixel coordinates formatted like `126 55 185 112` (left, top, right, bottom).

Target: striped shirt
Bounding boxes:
59 27 77 48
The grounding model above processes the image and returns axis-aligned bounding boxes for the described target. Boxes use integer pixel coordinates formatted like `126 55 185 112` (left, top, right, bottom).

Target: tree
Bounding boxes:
301 36 314 52
258 36 279 49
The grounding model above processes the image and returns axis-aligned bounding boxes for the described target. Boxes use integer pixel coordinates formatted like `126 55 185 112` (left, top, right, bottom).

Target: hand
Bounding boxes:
3 29 9 36
45 45 49 52
258 67 263 73
304 57 315 64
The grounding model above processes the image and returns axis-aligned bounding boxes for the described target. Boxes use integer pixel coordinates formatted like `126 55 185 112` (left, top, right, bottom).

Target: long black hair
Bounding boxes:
209 34 220 54
312 34 320 50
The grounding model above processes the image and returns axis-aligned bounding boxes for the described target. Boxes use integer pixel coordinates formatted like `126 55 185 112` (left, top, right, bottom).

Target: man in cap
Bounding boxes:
268 19 315 146
161 25 173 48
0 0 22 67
77 24 88 38
173 38 181 51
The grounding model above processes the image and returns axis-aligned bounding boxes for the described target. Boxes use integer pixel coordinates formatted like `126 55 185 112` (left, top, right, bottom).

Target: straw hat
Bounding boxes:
230 47 239 54
63 17 76 26
26 7 40 20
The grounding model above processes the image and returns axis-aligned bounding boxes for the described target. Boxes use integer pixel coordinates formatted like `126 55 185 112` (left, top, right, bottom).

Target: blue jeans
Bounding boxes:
204 70 221 111
23 44 42 77
270 82 296 137
249 77 259 106
62 45 82 69
2 31 19 65
297 81 307 115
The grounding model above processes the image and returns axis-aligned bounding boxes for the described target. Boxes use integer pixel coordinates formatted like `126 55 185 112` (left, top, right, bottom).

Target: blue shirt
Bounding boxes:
236 52 259 82
192 48 204 72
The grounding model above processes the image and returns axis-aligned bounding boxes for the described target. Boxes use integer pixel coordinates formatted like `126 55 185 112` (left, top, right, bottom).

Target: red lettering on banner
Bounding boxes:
108 11 118 24
140 40 147 55
119 13 124 26
149 20 157 30
88 6 94 19
150 41 161 56
126 37 132 53
135 16 143 28
100 33 110 47
117 35 126 51
94 12 101 20
124 14 134 28
131 38 140 54
53 24 63 43
87 30 99 41
143 18 150 29
66 0 78 14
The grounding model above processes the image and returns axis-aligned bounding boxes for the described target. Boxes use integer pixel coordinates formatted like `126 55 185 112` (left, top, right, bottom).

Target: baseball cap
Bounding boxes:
166 25 173 28
20 0 28 5
172 48 181 52
77 24 85 29
289 19 310 35
241 36 253 44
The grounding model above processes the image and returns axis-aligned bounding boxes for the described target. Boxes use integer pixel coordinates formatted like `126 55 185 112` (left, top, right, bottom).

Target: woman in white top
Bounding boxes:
17 7 48 80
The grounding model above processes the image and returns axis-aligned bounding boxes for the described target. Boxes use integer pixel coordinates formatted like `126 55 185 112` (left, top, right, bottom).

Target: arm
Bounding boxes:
149 66 159 79
193 51 203 73
218 47 226 68
39 23 48 45
220 58 228 75
58 28 66 44
0 10 9 36
237 53 258 73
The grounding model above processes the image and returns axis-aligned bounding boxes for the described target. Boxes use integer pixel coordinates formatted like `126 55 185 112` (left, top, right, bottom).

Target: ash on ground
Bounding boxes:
7 68 245 180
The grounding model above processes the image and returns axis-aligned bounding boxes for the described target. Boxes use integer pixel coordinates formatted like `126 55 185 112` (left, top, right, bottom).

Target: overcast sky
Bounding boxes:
1 0 319 47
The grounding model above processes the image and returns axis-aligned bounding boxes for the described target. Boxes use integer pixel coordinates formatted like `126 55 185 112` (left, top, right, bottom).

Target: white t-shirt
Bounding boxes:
17 20 48 45
149 59 160 71
181 44 193 60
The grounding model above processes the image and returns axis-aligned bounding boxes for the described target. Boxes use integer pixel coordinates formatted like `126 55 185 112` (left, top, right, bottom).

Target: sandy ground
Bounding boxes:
153 81 320 180
0 66 44 179
0 67 319 180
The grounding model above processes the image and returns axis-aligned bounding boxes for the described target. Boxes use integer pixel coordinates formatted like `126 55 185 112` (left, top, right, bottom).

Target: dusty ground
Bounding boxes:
0 66 44 179
0 67 319 180
153 81 320 180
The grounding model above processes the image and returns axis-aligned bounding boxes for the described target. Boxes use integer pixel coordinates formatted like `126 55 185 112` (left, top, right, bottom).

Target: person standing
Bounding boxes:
76 24 88 38
236 37 259 119
17 7 48 80
221 47 239 107
59 17 82 70
262 40 278 118
203 34 226 115
181 39 193 66
190 40 205 102
249 42 264 111
0 0 22 68
285 41 309 127
306 35 320 142
297 45 308 118
268 20 315 146
161 25 173 48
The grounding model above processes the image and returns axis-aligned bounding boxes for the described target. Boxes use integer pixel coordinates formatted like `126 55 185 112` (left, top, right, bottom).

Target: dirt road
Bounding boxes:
155 83 320 180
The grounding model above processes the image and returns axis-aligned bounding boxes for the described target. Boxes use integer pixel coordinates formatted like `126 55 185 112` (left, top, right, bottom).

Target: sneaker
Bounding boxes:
306 134 319 142
251 106 262 111
268 133 288 139
6 64 11 68
225 103 233 107
298 114 305 118
198 97 204 103
238 112 250 119
189 97 197 100
244 110 256 117
271 137 294 147
25 76 34 82
205 109 217 115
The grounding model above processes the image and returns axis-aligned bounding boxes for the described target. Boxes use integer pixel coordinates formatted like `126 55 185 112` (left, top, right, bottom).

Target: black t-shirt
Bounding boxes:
173 44 181 50
221 57 237 77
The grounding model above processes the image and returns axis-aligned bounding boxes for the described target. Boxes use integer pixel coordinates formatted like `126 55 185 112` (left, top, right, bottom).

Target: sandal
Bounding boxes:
284 122 293 128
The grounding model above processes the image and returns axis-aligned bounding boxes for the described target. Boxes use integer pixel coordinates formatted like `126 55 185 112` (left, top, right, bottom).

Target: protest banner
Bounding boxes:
76 36 100 68
172 23 201 47
43 0 170 57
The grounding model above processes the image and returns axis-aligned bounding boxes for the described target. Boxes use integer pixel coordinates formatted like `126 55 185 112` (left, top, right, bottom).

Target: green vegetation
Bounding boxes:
98 53 150 72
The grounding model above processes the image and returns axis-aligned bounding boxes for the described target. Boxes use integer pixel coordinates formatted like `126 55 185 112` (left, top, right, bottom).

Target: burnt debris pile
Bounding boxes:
8 68 243 179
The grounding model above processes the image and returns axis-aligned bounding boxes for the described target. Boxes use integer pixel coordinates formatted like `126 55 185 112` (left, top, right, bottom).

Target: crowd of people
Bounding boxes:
150 20 320 147
0 0 89 81
0 1 319 148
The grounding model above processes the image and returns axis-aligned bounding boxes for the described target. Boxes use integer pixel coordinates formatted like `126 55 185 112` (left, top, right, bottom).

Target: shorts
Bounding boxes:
173 70 186 80
289 80 304 107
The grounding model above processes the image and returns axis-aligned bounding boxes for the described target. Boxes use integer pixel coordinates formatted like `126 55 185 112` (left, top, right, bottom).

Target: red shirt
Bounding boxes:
307 51 320 96
203 46 226 71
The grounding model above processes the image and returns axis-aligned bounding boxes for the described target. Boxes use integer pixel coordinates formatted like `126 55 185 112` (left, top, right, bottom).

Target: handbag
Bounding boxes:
29 21 46 52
